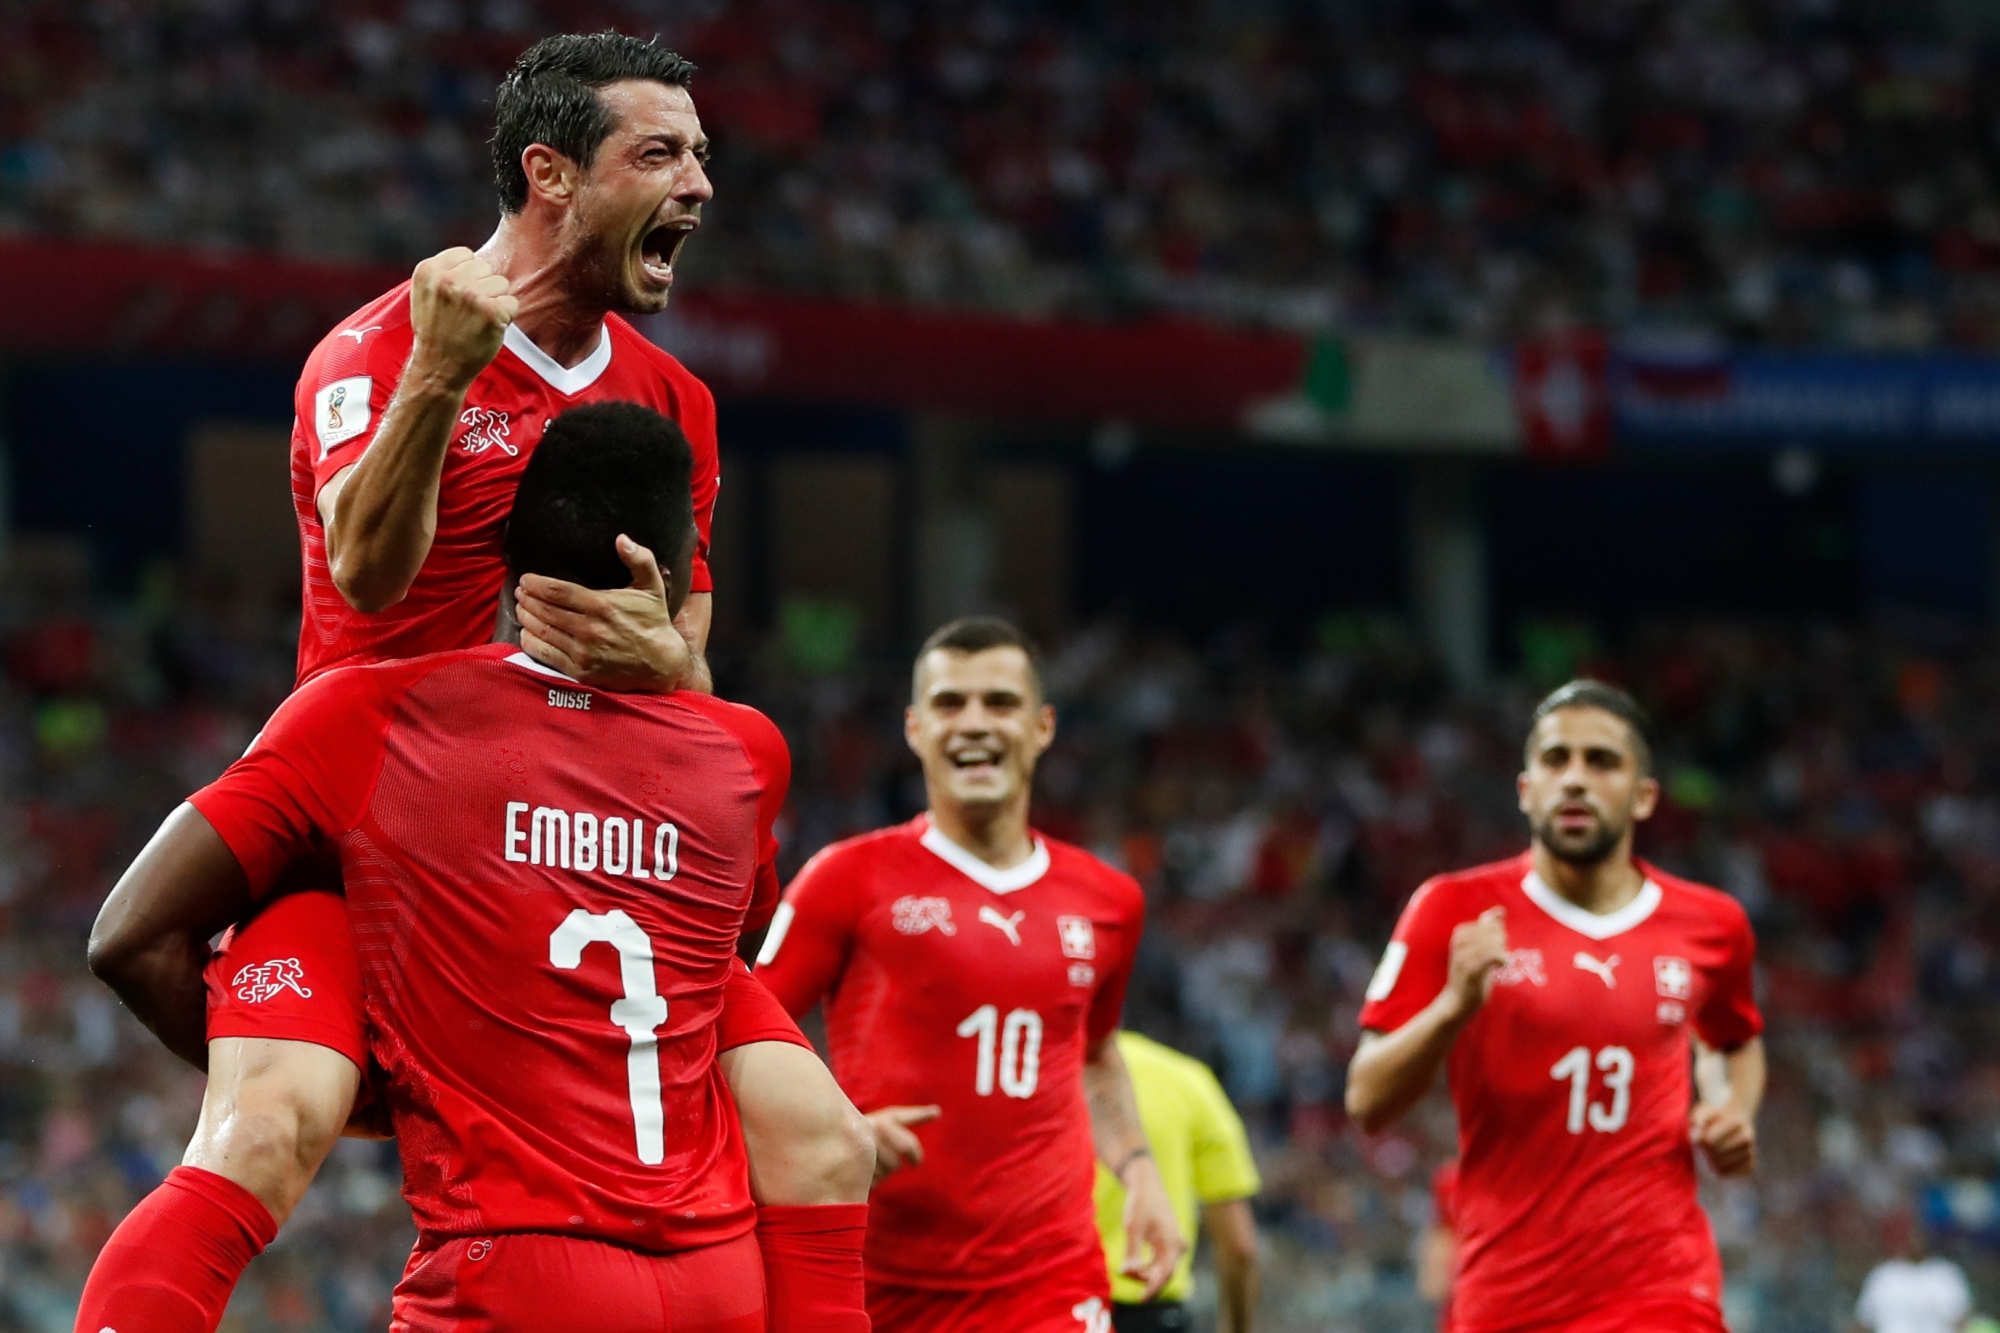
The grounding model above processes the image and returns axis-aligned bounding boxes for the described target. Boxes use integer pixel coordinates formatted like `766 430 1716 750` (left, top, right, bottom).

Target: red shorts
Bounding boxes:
204 893 811 1065
393 1231 763 1333
869 1268 1113 1333
204 888 369 1067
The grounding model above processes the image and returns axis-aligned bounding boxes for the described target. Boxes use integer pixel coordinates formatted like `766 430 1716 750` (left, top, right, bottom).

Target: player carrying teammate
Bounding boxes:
1345 680 1765 1333
83 405 779 1331
756 618 1186 1333
85 32 871 1331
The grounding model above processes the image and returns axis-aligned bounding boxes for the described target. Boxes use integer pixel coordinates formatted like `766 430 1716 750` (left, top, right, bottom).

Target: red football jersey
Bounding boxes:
1359 853 1762 1332
291 283 721 685
756 816 1145 1291
188 644 789 1253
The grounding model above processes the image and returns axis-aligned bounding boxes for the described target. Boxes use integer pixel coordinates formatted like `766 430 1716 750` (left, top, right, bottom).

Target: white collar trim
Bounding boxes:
502 321 612 395
505 650 579 683
920 821 1050 895
1521 870 1662 941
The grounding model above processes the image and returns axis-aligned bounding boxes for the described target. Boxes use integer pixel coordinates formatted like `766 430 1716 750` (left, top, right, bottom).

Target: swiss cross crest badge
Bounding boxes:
232 958 313 1004
1654 956 1693 1000
1057 915 1096 960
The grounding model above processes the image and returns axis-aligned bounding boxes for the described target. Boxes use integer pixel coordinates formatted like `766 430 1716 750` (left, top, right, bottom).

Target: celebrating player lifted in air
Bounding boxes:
83 31 872 1333
757 618 1187 1333
1345 681 1766 1333
82 405 784 1330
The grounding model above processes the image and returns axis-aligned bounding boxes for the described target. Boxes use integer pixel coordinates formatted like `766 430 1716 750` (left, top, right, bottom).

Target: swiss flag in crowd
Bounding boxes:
1515 329 1612 460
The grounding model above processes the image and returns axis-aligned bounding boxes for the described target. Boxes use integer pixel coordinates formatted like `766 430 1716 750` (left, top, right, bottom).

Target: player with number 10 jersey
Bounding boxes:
762 818 1140 1291
757 618 1176 1333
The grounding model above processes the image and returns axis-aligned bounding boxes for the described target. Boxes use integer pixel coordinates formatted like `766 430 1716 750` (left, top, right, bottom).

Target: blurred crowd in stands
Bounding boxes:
0 584 1997 1330
5 0 2000 346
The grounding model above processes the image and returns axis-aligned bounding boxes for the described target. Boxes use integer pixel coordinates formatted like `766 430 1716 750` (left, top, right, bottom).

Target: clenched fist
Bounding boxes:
1690 1102 1757 1177
409 247 519 389
1444 906 1509 1021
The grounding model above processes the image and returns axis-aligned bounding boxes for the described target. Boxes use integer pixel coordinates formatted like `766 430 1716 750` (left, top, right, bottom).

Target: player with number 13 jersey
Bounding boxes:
1349 681 1765 1333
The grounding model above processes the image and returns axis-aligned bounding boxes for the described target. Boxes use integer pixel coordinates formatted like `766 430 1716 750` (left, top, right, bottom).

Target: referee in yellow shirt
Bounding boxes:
1095 1030 1262 1332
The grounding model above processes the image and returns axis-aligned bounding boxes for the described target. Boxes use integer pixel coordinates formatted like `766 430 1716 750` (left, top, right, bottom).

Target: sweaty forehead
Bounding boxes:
1528 705 1637 758
915 647 1038 702
596 80 700 139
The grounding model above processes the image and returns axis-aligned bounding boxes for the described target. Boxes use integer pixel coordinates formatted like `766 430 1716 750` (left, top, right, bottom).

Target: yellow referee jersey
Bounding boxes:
1094 1030 1261 1305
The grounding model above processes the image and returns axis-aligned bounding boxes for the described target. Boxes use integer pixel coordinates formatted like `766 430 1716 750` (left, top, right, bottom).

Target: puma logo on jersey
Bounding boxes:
979 906 1025 946
891 896 957 936
337 325 382 343
1573 952 1620 987
233 958 312 1004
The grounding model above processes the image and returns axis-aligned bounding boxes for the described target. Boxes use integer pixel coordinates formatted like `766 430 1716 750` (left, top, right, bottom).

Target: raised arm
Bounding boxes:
1345 907 1507 1134
87 804 253 1070
322 248 516 612
1083 1035 1187 1300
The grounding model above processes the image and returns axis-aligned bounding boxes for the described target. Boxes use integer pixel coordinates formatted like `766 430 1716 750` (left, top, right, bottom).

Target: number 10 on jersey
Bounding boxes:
958 1005 1042 1098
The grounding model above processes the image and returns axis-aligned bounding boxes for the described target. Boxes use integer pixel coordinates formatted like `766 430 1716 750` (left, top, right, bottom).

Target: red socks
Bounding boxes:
756 1203 871 1332
75 1165 277 1333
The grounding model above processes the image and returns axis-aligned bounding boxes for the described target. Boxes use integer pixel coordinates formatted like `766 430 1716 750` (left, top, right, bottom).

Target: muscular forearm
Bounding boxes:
1082 1039 1148 1166
88 805 253 1071
325 350 470 612
674 593 714 695
1345 993 1472 1133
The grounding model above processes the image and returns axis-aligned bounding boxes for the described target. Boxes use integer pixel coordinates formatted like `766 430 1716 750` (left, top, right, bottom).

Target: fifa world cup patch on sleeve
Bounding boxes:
315 375 373 456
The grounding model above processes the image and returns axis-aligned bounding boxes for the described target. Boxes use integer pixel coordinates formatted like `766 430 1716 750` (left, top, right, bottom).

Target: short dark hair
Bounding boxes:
491 32 696 214
503 402 693 590
1526 679 1654 772
913 617 1043 701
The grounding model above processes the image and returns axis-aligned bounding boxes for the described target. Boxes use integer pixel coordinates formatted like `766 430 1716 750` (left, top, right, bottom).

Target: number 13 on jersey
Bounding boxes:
1551 1045 1632 1134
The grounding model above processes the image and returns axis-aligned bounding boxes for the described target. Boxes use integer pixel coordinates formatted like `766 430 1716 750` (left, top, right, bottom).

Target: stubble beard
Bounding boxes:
1532 811 1625 866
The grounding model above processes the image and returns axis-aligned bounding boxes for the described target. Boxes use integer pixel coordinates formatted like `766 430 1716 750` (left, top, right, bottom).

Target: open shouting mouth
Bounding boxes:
640 219 696 287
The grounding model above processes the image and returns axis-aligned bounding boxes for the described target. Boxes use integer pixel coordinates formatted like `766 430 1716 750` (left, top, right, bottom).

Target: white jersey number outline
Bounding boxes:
956 1004 1043 1099
1550 1044 1633 1134
550 909 670 1164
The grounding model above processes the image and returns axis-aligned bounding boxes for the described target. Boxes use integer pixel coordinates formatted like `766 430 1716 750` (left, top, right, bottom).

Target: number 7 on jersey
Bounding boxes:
550 909 670 1164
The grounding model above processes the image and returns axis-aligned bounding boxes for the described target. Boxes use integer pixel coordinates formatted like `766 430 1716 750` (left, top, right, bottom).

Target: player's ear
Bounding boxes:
521 144 579 207
902 705 922 756
1034 702 1056 753
1631 773 1661 822
1515 769 1532 817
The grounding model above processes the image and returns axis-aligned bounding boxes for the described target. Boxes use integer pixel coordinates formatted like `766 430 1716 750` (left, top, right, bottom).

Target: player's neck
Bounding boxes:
479 224 609 369
1530 841 1645 916
926 803 1036 871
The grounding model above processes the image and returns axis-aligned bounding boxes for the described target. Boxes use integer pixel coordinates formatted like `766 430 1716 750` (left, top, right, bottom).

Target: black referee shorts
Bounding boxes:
1111 1301 1189 1333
